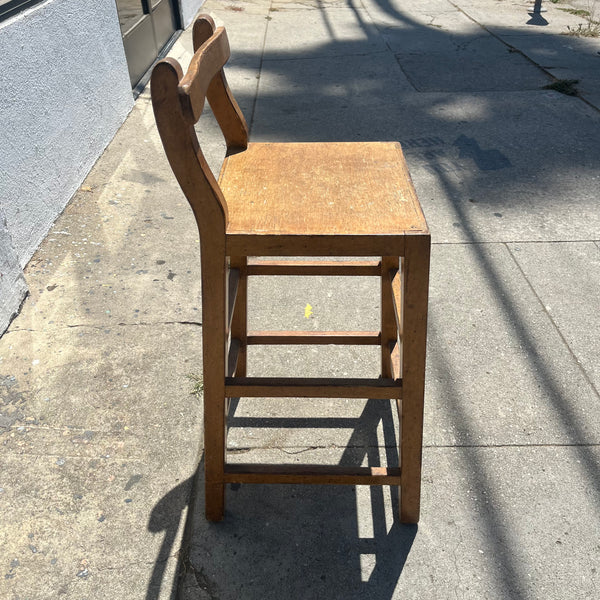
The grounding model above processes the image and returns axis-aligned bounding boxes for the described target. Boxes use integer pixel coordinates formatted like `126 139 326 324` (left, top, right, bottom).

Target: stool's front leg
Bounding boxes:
399 234 430 524
202 247 228 522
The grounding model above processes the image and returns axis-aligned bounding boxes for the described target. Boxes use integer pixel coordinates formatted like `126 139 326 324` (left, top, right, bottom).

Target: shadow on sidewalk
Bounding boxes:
144 0 600 597
147 398 417 599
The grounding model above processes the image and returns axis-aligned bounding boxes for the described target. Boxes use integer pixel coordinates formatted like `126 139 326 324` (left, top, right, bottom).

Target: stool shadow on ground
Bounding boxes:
147 397 418 600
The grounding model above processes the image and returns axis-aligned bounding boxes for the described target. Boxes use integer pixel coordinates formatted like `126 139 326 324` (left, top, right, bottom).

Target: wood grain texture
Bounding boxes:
381 257 399 380
227 267 240 333
230 257 247 377
227 235 406 257
224 464 402 485
152 14 430 522
247 259 381 276
225 377 402 399
151 58 228 230
227 338 240 378
192 15 248 150
399 234 430 523
192 13 217 50
178 26 230 124
220 142 427 237
246 331 381 345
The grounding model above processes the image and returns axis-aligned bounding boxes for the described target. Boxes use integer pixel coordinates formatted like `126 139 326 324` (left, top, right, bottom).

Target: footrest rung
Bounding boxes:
247 331 380 345
247 259 381 276
223 464 402 485
225 377 402 399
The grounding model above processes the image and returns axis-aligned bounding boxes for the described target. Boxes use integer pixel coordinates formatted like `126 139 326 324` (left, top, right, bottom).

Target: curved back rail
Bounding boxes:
192 15 248 151
150 15 249 243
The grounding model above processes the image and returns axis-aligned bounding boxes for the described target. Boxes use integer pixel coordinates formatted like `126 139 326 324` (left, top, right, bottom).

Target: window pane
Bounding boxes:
0 0 47 22
115 0 145 36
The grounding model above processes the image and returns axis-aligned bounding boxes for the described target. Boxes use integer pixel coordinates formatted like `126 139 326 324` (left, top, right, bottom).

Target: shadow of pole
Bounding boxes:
527 0 549 26
424 159 600 597
431 160 600 507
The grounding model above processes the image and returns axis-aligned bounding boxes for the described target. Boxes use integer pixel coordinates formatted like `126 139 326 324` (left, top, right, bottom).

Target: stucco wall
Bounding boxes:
0 0 134 333
0 0 134 268
179 0 205 28
0 210 28 334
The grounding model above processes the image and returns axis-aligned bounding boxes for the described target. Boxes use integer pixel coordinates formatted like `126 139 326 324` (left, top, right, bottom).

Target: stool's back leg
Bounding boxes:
381 256 400 378
230 256 248 377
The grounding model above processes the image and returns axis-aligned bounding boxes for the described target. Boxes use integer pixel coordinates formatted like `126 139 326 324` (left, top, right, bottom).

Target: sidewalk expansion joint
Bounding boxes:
426 442 600 449
448 0 600 112
248 0 274 135
0 452 142 460
262 50 389 62
433 239 600 246
7 320 203 333
505 242 600 403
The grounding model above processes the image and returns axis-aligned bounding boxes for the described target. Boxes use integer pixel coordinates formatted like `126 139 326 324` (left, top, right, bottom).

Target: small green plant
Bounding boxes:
559 8 591 16
186 373 204 397
565 22 600 36
561 0 600 37
543 79 580 96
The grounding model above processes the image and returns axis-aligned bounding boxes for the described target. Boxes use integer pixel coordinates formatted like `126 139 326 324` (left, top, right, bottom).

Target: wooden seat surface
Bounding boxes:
220 141 428 237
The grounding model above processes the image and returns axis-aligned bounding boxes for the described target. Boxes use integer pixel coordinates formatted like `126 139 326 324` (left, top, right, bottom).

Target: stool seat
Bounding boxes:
222 142 427 238
151 14 431 524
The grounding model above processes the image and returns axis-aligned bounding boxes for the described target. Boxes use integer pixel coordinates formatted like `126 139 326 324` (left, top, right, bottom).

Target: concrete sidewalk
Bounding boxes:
2 0 600 598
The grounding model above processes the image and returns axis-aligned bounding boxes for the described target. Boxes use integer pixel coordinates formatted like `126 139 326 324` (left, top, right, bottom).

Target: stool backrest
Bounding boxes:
151 15 248 240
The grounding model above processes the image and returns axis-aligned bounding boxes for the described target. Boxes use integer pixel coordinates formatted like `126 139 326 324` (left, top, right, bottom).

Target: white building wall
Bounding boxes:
179 0 204 28
0 209 28 333
0 0 134 333
0 0 134 268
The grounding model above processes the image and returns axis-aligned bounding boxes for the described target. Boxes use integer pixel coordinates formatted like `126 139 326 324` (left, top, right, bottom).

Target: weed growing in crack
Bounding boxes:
543 79 580 96
186 373 204 397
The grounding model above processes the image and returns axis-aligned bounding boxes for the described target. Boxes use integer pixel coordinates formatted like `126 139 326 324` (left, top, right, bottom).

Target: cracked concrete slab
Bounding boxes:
263 6 388 58
184 445 600 600
452 0 584 34
394 34 552 92
4 0 600 597
360 0 463 26
507 241 600 391
0 213 28 335
0 452 193 600
0 322 202 599
497 32 600 106
11 100 203 330
0 323 202 435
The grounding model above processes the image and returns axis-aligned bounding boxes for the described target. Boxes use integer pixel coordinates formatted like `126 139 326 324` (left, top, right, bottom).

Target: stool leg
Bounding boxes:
230 256 247 377
381 256 400 379
202 249 228 521
399 235 430 523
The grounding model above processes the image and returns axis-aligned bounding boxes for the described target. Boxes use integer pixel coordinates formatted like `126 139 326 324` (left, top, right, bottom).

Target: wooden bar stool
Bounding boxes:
151 15 430 523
